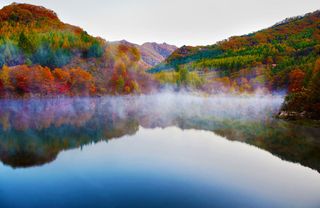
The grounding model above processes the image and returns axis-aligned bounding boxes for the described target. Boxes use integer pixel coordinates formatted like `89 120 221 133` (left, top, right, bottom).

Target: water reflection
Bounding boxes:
0 93 319 173
1 126 320 208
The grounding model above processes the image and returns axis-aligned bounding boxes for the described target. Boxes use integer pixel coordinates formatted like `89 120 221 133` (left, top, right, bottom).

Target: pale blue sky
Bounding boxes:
0 0 319 46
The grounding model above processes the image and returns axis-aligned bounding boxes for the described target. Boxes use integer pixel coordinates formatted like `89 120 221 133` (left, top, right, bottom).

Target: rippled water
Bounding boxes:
0 93 320 208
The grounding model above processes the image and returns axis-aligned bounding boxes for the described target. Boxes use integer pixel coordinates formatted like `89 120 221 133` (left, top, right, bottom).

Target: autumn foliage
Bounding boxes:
0 3 105 69
282 58 320 119
0 3 158 97
0 65 95 97
288 69 305 93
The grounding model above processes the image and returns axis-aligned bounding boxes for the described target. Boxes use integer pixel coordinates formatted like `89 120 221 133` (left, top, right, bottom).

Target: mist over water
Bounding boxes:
1 92 320 208
111 91 285 121
2 91 319 172
0 92 285 132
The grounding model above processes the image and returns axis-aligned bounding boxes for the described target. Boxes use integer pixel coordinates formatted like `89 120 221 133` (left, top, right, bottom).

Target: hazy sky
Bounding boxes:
0 0 319 46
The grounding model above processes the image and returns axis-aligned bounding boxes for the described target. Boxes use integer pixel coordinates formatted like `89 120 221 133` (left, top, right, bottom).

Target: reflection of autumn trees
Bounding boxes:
141 112 320 173
176 118 320 173
0 99 96 130
0 118 139 168
0 98 140 168
0 97 183 168
0 97 319 172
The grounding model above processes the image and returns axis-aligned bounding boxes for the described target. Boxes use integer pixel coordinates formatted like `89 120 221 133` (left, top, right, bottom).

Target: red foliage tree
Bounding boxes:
53 68 71 94
0 78 3 95
9 65 31 94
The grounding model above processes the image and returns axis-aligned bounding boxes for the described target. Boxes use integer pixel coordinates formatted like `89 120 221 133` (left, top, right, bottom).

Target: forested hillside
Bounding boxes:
150 10 320 119
0 3 105 68
0 3 156 97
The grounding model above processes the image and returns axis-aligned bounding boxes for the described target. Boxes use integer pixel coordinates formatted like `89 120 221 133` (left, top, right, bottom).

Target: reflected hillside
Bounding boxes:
171 118 320 173
0 98 139 168
0 93 319 172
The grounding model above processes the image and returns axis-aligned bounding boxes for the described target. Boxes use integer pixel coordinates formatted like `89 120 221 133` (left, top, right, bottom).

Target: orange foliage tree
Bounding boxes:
69 68 96 95
314 58 320 74
30 65 54 94
288 69 305 93
0 65 97 97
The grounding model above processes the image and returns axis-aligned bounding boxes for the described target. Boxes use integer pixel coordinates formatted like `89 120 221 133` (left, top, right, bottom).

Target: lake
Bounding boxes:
0 93 320 208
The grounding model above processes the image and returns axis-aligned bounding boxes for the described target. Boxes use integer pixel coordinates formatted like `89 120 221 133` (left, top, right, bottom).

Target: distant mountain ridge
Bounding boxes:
111 40 177 69
139 42 177 68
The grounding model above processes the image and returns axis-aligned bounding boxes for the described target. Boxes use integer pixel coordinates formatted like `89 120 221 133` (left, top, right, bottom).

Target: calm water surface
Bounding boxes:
0 93 320 208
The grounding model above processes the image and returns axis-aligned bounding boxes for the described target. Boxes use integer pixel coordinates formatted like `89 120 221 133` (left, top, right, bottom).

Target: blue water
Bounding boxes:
0 95 320 208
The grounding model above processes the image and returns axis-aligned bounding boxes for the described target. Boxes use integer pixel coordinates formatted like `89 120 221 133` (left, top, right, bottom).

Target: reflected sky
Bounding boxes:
1 93 319 172
0 94 320 207
1 127 320 208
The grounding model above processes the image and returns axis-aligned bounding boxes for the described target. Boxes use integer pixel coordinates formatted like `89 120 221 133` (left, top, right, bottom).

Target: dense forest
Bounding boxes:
150 10 320 119
0 3 155 96
0 3 105 68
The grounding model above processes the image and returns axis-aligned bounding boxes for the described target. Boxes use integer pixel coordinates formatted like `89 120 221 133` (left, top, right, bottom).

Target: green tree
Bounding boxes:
309 68 320 104
116 75 125 93
87 42 103 58
18 32 35 54
177 66 189 86
0 41 23 66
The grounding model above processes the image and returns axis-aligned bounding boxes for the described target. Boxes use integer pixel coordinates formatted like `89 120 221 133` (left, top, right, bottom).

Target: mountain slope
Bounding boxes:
151 10 320 76
0 3 156 96
139 42 177 68
0 3 106 69
150 10 320 118
110 40 177 69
